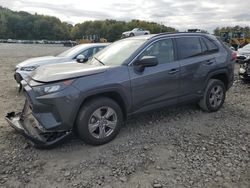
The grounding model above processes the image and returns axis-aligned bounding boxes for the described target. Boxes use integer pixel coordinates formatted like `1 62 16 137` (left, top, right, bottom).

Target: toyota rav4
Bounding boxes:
5 33 235 148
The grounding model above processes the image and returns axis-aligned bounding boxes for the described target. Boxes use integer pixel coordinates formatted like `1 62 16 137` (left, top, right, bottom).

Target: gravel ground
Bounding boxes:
0 44 249 188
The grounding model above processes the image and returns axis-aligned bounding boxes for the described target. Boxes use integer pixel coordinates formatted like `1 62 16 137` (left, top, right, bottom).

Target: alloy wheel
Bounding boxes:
209 85 224 108
88 106 117 139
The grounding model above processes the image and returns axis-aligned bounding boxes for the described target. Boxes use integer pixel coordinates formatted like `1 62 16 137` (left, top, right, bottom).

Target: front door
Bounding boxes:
128 38 180 113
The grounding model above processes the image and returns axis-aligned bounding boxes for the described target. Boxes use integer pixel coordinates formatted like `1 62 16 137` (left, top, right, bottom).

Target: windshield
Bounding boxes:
89 39 146 66
242 44 250 50
57 45 85 57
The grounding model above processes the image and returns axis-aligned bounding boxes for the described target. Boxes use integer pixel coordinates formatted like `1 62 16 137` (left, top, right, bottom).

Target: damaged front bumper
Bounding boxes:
5 100 72 149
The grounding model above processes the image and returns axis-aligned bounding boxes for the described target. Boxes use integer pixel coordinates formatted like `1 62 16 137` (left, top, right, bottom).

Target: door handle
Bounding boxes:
205 60 215 65
168 69 179 74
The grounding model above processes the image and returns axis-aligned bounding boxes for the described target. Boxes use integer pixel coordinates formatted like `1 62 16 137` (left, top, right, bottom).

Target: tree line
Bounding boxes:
0 6 176 42
0 7 72 40
214 26 250 38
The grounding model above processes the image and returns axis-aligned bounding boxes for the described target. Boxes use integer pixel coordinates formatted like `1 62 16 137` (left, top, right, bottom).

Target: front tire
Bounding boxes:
129 33 134 37
76 97 123 145
199 79 226 112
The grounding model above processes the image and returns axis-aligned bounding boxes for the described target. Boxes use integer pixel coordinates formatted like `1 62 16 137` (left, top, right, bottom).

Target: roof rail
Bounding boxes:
151 31 208 38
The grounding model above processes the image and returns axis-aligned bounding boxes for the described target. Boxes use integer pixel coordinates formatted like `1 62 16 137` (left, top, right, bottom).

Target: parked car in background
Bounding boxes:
63 40 77 47
236 43 250 63
122 28 150 38
239 56 250 82
14 43 109 83
6 33 234 148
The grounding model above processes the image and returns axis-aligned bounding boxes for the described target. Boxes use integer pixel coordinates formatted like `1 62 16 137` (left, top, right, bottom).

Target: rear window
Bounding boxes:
200 38 208 52
176 37 202 59
202 38 219 53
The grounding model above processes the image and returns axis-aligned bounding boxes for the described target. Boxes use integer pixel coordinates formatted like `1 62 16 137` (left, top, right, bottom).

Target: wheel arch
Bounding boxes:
73 90 129 128
206 69 230 90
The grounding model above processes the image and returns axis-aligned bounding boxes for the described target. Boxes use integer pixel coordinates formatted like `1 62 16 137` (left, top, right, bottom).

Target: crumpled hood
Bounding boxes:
30 62 109 83
16 56 66 68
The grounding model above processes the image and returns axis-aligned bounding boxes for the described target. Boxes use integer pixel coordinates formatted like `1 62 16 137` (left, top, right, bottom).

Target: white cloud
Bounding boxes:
1 0 250 33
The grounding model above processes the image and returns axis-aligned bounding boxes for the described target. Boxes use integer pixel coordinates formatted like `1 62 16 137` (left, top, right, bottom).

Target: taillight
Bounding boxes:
231 51 237 61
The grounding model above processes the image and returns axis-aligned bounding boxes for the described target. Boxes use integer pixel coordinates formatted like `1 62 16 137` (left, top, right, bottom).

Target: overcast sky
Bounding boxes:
1 0 250 33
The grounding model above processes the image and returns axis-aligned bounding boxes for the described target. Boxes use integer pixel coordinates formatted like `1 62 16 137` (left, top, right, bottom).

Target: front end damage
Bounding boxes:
239 57 250 81
5 81 74 149
5 100 72 149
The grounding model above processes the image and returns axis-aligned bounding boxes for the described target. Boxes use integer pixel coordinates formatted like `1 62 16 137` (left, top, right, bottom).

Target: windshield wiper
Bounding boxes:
94 57 105 65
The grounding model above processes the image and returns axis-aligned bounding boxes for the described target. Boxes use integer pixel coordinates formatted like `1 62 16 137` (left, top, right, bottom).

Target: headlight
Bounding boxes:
20 66 38 71
33 80 74 96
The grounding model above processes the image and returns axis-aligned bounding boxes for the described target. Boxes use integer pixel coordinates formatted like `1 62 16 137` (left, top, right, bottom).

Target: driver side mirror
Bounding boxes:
76 54 88 63
134 56 158 72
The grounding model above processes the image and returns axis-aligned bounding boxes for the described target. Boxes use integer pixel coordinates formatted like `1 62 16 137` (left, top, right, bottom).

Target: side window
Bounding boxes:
139 39 174 64
80 48 93 58
92 47 101 55
91 47 105 56
176 37 202 59
203 38 219 53
200 38 208 52
98 46 105 50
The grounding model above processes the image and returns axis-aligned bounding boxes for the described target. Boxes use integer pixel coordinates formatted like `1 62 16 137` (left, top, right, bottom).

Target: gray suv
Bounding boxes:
6 33 235 148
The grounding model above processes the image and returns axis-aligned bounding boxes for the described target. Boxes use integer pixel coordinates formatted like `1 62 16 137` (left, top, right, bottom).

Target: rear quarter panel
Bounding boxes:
210 39 234 90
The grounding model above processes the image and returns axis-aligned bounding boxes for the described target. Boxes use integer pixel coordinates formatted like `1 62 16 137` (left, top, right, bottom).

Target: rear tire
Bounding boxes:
199 79 226 112
76 97 123 145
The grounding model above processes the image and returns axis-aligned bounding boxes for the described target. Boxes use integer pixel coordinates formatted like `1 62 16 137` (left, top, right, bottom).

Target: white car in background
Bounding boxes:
14 43 109 83
122 28 150 38
236 43 250 63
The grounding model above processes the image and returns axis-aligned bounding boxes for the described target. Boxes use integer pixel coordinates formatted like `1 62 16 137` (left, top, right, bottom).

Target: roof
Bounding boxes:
126 34 157 40
152 32 212 38
127 32 213 41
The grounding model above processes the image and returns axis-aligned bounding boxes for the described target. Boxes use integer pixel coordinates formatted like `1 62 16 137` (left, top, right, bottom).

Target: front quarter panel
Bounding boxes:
72 65 132 114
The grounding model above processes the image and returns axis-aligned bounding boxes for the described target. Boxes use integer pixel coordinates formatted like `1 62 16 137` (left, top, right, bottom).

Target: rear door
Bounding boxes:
176 36 219 102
